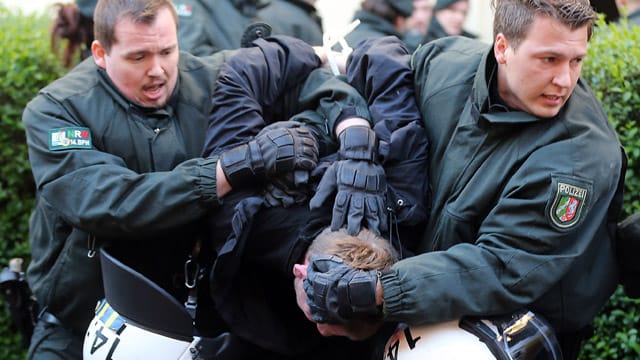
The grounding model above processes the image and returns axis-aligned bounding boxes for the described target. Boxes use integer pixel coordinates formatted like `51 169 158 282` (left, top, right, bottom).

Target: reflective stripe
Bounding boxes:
95 299 126 334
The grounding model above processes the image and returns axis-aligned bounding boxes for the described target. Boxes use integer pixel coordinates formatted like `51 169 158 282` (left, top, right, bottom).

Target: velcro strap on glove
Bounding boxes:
338 126 378 162
336 269 379 319
219 141 265 188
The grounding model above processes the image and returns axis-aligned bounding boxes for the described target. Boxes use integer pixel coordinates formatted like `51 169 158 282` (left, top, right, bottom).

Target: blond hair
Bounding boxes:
306 227 398 271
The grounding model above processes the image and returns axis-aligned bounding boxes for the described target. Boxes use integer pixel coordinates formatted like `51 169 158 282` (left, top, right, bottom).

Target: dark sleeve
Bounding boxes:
202 36 321 157
22 100 221 238
292 68 372 155
346 36 430 227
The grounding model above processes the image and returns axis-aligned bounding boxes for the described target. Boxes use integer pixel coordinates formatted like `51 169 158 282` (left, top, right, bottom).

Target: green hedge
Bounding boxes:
0 6 639 360
0 4 65 359
579 16 640 360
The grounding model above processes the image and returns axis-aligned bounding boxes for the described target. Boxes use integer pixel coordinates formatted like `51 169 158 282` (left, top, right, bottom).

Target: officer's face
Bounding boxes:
435 0 469 36
405 0 434 35
92 6 179 108
494 14 588 119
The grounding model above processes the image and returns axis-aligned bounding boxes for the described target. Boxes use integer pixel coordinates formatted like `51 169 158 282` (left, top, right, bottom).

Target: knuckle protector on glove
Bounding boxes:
338 126 378 161
338 161 386 192
261 128 296 173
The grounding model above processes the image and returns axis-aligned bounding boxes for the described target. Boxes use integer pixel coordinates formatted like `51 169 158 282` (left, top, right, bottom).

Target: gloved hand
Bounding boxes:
309 126 387 235
303 255 380 324
220 122 319 189
262 172 312 208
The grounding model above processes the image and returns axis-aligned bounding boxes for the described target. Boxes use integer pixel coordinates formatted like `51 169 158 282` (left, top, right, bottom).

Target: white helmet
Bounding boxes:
382 311 563 360
83 248 229 360
84 299 218 359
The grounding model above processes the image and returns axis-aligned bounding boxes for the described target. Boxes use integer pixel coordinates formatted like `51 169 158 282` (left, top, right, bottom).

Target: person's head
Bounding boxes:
361 0 413 30
433 0 469 36
292 227 398 340
405 0 436 35
91 0 179 108
491 0 596 119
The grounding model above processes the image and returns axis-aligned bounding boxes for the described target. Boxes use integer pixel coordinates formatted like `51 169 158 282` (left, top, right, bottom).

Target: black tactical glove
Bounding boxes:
303 255 380 324
220 122 319 189
262 172 312 208
309 126 387 235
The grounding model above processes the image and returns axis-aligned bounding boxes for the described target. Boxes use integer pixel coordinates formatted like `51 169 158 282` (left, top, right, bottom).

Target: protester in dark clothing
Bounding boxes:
303 1 626 359
198 22 429 357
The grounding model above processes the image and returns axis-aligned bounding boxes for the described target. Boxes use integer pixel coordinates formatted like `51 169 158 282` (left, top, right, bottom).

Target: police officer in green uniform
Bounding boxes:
258 0 324 46
303 1 626 359
174 0 323 56
344 0 414 48
22 0 373 358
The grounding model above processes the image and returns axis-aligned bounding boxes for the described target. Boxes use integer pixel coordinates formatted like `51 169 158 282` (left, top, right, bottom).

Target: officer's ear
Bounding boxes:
494 33 508 65
92 40 107 69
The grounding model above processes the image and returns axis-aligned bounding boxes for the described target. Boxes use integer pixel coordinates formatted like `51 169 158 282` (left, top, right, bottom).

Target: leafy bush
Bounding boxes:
0 4 65 359
579 16 640 360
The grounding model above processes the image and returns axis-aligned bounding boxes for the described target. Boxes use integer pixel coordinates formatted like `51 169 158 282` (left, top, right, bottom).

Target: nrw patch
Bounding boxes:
49 127 92 150
548 177 590 229
174 3 193 17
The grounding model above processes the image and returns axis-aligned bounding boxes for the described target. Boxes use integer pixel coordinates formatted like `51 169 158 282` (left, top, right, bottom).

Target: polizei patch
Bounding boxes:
549 179 588 229
49 127 92 150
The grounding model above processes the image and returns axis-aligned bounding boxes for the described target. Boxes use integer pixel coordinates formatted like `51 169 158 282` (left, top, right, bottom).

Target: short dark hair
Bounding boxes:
93 0 178 53
492 0 596 49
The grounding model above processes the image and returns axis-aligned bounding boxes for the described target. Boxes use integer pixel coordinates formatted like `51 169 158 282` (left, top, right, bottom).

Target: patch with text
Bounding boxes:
548 177 590 229
49 127 92 150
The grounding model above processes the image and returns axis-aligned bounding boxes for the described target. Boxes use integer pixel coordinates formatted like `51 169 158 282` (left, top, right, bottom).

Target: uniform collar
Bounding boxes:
471 48 541 125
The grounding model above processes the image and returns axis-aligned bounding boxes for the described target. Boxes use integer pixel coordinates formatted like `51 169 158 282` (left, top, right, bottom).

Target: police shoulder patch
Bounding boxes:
49 127 92 151
547 175 591 230
174 3 193 17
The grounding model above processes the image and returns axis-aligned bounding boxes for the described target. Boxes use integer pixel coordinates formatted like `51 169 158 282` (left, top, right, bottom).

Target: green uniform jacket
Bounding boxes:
22 52 231 333
374 36 625 334
258 0 323 46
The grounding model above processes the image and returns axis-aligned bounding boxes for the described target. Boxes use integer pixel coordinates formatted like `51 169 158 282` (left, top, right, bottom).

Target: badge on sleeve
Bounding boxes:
174 3 193 17
49 127 92 150
547 176 591 230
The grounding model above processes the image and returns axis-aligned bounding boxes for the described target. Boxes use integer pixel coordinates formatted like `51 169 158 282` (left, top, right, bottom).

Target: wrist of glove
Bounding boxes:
220 124 319 189
303 255 380 324
338 125 378 162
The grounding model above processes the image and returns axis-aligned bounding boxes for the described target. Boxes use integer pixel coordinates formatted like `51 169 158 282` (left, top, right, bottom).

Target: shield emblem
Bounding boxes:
549 181 587 229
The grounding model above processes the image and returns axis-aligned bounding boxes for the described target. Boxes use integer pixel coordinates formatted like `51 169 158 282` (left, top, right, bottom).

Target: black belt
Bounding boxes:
38 309 64 327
